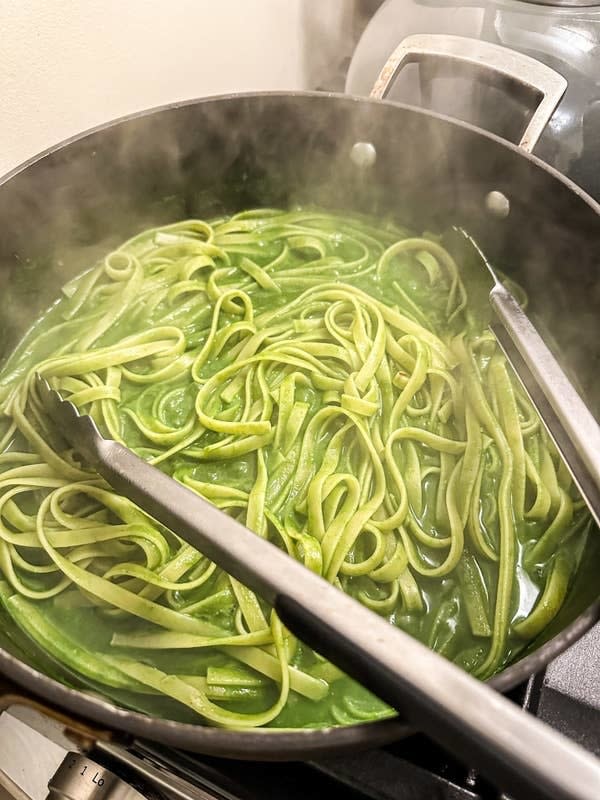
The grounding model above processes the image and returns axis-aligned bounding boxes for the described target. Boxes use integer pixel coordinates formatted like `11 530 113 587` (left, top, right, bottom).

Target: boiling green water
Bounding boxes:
0 208 593 729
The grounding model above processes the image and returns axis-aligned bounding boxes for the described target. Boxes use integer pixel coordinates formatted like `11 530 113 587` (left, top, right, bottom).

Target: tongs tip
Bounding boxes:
33 372 104 464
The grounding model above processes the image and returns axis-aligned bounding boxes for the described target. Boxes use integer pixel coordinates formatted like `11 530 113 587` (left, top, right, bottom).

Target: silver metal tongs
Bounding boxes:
35 374 600 800
451 227 600 528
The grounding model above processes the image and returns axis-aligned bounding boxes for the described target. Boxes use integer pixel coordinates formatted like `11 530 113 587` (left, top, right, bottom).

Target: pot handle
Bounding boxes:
370 34 567 153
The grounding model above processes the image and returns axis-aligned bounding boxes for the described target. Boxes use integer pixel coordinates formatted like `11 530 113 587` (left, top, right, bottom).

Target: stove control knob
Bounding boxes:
47 752 147 800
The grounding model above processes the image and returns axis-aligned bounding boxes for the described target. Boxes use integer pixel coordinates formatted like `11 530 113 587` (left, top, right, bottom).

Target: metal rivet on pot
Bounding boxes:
485 190 510 219
350 142 377 168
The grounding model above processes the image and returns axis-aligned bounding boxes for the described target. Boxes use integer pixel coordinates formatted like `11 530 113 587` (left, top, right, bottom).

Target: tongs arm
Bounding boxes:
490 283 600 527
92 436 600 800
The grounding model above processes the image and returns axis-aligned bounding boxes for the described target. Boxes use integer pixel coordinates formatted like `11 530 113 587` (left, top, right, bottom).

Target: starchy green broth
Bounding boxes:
0 208 593 728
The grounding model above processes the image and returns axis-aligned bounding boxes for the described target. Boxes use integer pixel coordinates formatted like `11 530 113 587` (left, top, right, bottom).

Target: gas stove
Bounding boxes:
2 620 599 800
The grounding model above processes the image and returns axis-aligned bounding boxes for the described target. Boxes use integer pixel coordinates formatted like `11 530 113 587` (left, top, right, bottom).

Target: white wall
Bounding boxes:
0 0 353 176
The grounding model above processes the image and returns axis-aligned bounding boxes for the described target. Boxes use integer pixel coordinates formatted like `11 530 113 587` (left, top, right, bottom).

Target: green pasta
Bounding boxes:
0 208 593 729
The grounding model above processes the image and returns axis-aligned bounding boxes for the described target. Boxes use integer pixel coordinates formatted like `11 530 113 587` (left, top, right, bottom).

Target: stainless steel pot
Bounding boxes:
0 35 599 760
